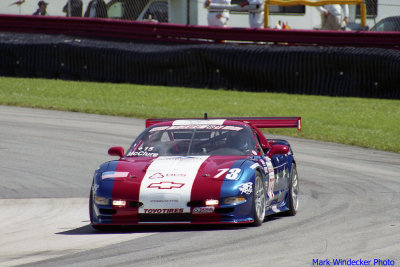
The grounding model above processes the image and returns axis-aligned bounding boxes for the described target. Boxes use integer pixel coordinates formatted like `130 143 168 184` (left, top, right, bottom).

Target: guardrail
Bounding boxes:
0 14 399 49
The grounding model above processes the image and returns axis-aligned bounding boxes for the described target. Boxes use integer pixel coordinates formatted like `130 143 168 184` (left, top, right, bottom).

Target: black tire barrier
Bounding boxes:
1 31 399 99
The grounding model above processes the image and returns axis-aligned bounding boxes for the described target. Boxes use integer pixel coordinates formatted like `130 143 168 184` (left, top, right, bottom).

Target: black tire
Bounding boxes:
286 163 299 216
252 172 266 226
89 187 99 230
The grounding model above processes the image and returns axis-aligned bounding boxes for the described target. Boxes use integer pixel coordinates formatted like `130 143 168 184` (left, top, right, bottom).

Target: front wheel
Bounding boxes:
286 163 299 216
252 172 266 226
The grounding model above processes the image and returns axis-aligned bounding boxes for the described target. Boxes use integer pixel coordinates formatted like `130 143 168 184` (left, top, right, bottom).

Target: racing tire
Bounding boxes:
286 163 299 216
252 172 266 226
89 188 99 230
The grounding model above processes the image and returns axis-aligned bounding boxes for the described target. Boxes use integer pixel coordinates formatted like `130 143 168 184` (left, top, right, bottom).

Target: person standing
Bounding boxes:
32 0 48 16
204 0 230 27
317 4 349 30
62 0 83 17
240 0 264 28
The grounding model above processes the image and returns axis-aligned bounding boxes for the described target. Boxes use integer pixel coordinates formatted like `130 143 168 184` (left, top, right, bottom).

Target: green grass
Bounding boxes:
1 77 399 153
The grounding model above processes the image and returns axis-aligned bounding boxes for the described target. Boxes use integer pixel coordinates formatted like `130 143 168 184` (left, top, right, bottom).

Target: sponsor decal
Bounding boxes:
214 168 241 180
149 124 242 132
250 163 259 169
264 158 275 199
101 171 129 180
127 147 158 157
222 126 243 131
239 182 253 195
268 178 275 199
127 151 158 157
149 172 187 179
150 199 179 203
148 181 185 189
156 156 199 161
271 205 279 212
149 172 164 179
192 207 215 214
173 119 225 126
143 208 184 214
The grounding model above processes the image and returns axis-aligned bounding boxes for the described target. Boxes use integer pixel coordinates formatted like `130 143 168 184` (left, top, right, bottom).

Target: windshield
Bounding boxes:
126 124 257 157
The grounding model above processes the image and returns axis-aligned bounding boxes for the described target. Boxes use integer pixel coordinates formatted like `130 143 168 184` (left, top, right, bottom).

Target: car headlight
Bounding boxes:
205 199 219 206
94 196 109 205
223 196 246 205
112 200 126 207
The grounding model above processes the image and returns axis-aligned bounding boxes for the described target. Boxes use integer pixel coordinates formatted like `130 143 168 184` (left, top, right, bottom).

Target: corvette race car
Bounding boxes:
90 116 300 229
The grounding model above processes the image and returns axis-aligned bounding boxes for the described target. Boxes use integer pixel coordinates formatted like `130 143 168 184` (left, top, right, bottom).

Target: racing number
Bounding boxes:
214 168 241 180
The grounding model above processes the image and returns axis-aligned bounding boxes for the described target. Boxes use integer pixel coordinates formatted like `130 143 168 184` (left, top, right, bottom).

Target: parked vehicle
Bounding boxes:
370 16 400 32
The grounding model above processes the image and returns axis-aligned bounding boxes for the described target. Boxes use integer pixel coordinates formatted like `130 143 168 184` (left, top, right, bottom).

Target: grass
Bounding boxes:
1 76 399 153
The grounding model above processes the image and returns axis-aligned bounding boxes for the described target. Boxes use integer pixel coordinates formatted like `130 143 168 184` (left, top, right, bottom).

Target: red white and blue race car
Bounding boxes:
90 116 301 229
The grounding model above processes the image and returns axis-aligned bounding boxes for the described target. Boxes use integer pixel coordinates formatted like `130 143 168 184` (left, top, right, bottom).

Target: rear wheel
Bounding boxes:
252 172 266 226
286 163 299 216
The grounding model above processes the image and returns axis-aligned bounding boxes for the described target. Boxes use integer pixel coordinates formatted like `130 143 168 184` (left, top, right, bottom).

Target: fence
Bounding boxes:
1 30 399 99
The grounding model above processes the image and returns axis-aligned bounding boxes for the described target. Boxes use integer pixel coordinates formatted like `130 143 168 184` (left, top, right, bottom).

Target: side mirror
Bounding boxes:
108 146 124 158
267 145 289 158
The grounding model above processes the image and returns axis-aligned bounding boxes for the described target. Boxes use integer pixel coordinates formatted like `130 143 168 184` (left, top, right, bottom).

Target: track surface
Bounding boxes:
0 105 399 267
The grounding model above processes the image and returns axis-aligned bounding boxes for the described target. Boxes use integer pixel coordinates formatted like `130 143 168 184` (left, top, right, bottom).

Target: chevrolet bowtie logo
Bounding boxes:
148 181 185 189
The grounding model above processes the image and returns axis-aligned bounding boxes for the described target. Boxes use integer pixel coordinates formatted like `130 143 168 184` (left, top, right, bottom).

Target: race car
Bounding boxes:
90 116 301 229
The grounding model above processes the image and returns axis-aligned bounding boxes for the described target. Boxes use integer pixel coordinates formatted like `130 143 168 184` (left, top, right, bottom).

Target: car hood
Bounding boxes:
98 155 251 210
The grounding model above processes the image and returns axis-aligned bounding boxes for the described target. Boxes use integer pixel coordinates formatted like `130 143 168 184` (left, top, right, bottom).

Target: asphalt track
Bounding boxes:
0 105 399 267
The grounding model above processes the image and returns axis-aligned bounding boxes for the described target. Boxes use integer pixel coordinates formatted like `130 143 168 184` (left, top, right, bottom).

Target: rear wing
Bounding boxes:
145 116 301 131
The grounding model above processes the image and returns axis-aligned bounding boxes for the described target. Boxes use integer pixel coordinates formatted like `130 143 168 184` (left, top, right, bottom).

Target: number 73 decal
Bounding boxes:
214 168 241 180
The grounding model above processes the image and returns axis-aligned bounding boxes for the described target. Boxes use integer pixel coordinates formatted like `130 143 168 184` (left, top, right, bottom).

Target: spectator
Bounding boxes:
32 0 48 16
63 0 83 17
84 0 107 18
317 5 349 30
240 0 264 28
204 0 230 27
